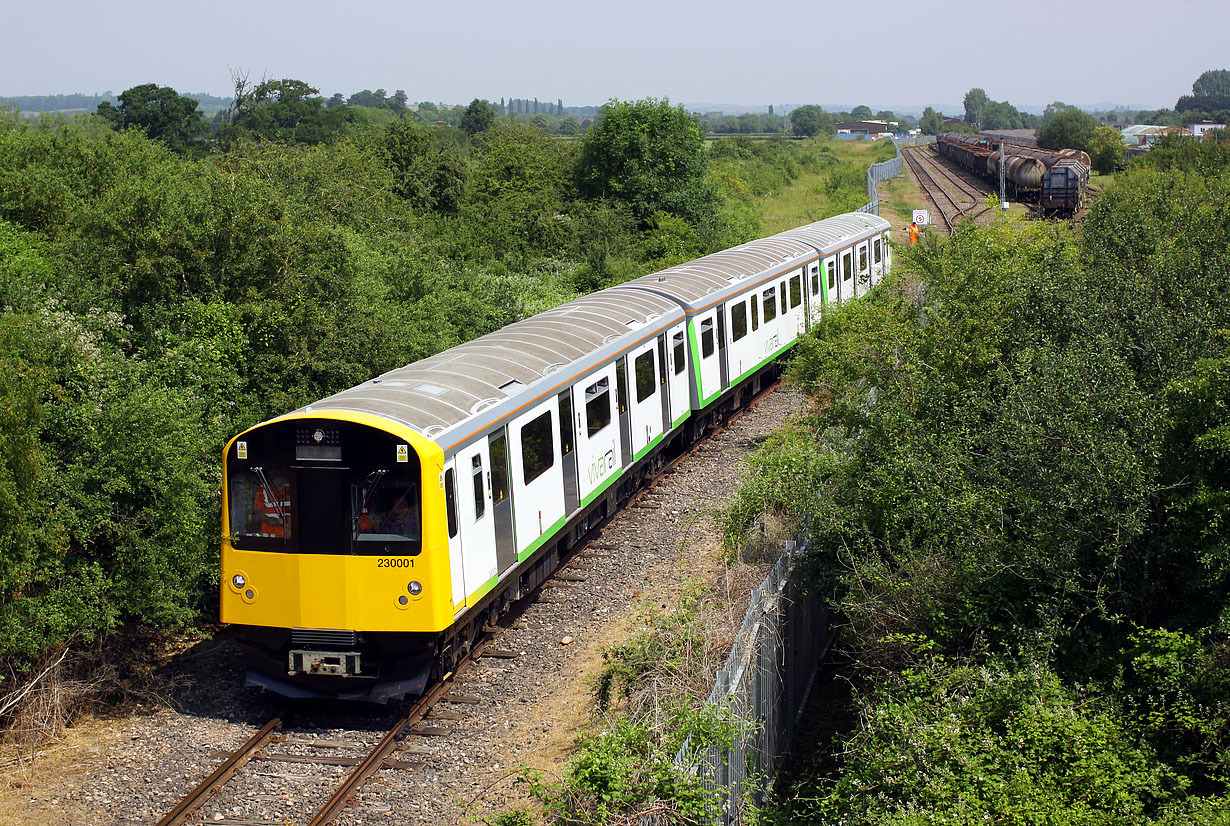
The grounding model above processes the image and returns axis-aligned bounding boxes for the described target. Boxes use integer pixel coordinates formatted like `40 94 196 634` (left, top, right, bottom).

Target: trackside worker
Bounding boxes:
908 221 919 244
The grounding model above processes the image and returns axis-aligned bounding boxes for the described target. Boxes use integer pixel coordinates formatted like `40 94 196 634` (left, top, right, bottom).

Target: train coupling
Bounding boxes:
288 649 363 677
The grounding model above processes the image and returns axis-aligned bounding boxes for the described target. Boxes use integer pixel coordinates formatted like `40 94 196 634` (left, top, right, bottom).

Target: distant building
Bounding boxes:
834 120 897 139
980 129 1038 147
941 116 964 126
1120 124 1193 147
1187 120 1226 139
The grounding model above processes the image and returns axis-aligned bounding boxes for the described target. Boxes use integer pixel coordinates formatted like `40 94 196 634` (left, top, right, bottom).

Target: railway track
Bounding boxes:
155 663 476 826
902 144 992 231
153 377 784 826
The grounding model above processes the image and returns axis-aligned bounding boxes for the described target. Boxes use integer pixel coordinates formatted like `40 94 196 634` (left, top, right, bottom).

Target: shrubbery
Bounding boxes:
729 138 1230 822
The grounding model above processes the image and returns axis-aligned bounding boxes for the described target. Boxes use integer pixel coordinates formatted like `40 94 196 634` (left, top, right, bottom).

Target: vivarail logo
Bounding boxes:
587 448 617 484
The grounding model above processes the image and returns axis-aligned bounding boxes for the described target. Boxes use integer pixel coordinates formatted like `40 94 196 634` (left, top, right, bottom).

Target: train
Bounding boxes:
936 132 1089 214
220 212 892 702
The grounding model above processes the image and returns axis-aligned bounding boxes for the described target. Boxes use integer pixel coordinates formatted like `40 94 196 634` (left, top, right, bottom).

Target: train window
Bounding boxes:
444 469 457 538
229 467 294 542
489 433 509 505
616 360 629 414
811 268 820 296
842 253 852 282
586 377 611 436
730 301 747 342
559 392 574 455
859 247 868 272
873 239 882 264
700 318 715 358
657 337 667 385
351 471 420 555
471 455 485 519
520 410 555 485
763 288 777 322
826 259 835 290
751 295 759 331
789 275 802 309
779 283 787 314
672 332 685 375
634 351 656 403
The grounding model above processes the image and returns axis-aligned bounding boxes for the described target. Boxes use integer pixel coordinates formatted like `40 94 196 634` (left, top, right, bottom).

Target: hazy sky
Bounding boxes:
4 0 1224 112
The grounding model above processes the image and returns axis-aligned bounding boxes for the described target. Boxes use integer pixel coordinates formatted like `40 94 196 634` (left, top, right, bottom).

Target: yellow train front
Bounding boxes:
221 412 454 702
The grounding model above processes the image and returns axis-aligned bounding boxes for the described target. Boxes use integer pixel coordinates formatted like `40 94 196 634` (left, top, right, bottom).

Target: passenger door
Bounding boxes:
575 366 620 506
509 400 565 560
807 261 823 328
691 309 721 406
666 324 689 426
824 256 838 308
627 339 664 460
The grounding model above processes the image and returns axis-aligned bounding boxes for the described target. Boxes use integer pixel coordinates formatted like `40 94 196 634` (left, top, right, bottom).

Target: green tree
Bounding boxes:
380 119 467 214
850 105 873 119
1193 69 1230 98
96 84 209 155
964 87 990 125
225 78 352 146
1037 108 1098 151
460 98 497 136
789 105 828 137
919 106 943 135
1088 125 1126 173
575 98 714 223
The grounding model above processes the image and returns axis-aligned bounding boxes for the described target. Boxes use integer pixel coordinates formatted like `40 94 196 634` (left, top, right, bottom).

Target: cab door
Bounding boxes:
488 428 515 574
456 440 497 603
441 458 466 610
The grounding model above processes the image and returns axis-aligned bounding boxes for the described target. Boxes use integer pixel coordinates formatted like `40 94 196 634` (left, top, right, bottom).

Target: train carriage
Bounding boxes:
220 212 891 702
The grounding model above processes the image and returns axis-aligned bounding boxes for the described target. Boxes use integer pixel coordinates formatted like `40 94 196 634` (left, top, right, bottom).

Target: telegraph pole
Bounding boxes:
999 139 1007 209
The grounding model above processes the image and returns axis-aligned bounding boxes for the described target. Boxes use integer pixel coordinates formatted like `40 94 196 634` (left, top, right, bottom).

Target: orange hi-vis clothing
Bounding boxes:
908 224 919 244
255 485 290 537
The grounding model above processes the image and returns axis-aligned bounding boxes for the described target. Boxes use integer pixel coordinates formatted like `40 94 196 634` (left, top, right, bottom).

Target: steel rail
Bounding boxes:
903 145 993 230
305 664 456 825
155 716 284 826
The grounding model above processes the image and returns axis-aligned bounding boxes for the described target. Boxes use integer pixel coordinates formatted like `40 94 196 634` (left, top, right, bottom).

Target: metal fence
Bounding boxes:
855 136 933 215
651 539 830 826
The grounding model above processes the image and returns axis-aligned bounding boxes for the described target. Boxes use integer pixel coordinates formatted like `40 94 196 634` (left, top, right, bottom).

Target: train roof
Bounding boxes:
278 212 891 446
293 287 683 440
618 236 816 307
774 212 890 252
620 213 890 309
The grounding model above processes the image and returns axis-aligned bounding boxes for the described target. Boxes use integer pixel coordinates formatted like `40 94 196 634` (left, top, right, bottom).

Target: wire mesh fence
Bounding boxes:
856 139 904 215
644 538 830 826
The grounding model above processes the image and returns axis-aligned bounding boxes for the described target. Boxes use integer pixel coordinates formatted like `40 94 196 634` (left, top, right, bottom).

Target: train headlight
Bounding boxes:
232 574 247 589
408 581 423 596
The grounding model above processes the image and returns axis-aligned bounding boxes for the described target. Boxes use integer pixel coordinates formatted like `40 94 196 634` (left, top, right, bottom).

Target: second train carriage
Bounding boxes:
220 212 891 701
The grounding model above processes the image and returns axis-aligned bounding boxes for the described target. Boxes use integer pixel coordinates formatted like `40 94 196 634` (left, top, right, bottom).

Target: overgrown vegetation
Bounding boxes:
0 101 875 741
517 587 743 825
725 135 1230 823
